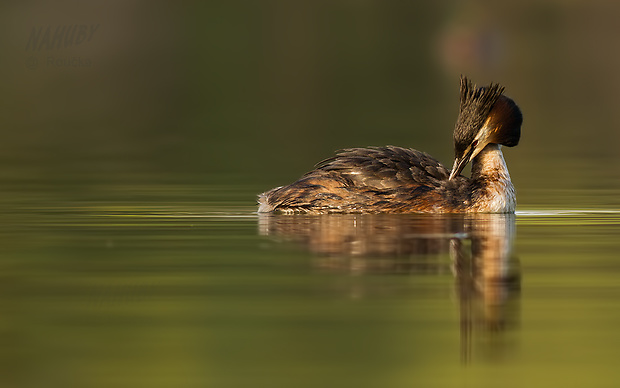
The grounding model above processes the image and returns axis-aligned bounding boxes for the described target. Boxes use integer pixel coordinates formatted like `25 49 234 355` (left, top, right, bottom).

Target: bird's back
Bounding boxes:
258 146 463 213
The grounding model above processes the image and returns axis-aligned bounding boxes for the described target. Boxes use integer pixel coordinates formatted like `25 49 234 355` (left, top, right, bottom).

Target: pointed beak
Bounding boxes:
449 154 470 180
449 137 488 180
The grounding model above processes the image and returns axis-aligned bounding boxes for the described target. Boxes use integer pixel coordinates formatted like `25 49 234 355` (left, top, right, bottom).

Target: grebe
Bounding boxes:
258 76 522 214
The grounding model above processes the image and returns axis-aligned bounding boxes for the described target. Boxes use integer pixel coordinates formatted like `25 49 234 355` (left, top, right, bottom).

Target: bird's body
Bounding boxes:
258 77 522 214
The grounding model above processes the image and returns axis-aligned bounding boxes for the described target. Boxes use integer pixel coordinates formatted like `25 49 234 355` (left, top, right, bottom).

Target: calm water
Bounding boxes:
4 182 620 388
4 3 620 386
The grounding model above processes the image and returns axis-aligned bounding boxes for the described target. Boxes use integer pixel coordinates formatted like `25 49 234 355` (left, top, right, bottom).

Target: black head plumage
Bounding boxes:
453 76 505 156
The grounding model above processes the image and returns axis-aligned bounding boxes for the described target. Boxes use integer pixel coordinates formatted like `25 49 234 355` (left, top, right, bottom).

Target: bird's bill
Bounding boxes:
449 125 493 180
449 156 469 180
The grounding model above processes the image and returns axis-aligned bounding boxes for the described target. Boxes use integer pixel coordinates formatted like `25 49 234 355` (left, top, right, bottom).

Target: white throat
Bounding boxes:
470 144 516 213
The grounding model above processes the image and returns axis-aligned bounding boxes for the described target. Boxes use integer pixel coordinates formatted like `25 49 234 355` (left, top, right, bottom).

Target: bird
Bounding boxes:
258 76 522 214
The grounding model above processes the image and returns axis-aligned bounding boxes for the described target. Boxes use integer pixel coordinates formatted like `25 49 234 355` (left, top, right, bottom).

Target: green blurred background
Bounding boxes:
1 0 620 206
2 3 620 387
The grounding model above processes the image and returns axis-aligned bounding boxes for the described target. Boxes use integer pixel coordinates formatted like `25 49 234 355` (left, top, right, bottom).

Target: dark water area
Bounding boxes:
1 180 620 387
2 1 620 387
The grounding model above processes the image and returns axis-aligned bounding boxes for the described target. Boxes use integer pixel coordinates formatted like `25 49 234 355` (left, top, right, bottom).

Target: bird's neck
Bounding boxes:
470 144 516 213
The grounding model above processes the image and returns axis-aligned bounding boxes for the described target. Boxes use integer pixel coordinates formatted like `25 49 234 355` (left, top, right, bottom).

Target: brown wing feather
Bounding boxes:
314 146 449 189
258 146 456 213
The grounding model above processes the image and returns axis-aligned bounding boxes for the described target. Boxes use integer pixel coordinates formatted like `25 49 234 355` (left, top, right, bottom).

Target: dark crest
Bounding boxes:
453 76 505 153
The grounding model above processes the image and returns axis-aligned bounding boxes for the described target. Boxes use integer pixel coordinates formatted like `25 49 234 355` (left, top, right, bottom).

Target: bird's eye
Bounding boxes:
472 140 478 148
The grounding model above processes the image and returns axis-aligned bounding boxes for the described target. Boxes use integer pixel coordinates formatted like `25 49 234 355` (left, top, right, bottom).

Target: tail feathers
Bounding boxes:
257 187 281 213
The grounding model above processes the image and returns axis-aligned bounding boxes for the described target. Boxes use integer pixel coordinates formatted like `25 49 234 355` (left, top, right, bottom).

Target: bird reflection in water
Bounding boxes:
258 213 519 363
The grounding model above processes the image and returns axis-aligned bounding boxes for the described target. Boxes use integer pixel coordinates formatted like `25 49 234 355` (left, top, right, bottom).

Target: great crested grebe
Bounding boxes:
258 76 522 214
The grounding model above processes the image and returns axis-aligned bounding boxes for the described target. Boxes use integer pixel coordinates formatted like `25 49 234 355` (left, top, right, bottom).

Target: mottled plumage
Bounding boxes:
258 76 523 214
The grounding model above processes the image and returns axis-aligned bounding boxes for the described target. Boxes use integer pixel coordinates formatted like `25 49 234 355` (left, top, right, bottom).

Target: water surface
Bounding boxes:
3 1 620 387
4 183 620 388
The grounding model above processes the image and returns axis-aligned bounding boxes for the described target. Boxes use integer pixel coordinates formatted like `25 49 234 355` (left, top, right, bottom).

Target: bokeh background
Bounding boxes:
1 1 620 209
1 3 620 388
